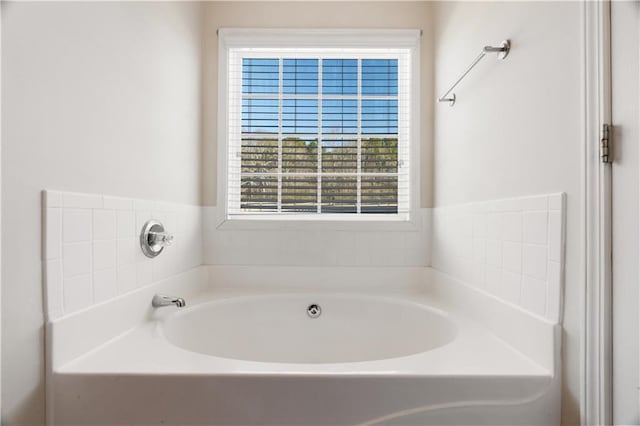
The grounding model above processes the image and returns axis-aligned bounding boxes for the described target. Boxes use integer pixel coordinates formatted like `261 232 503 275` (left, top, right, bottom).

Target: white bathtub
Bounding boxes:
163 294 457 364
47 266 561 425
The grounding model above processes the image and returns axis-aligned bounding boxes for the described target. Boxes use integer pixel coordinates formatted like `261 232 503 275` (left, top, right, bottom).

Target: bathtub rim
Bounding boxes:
53 292 551 380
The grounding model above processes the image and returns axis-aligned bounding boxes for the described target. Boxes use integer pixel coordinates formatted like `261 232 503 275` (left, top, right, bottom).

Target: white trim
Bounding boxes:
583 1 613 425
0 2 3 416
356 58 362 214
227 213 409 222
217 31 230 222
217 28 421 49
215 211 423 232
277 57 283 213
216 28 421 229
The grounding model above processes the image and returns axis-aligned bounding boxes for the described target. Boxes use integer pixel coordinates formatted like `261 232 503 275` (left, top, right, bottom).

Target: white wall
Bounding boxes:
203 208 431 267
432 2 583 424
611 1 640 424
1 2 202 423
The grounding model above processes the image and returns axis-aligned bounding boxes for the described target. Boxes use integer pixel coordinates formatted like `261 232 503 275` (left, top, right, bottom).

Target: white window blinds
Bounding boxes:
226 46 412 220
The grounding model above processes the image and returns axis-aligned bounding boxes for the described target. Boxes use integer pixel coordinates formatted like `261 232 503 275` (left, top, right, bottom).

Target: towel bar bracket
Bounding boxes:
484 40 511 59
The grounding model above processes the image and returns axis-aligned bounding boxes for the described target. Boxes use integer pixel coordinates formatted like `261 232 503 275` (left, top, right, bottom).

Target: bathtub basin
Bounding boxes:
162 294 457 363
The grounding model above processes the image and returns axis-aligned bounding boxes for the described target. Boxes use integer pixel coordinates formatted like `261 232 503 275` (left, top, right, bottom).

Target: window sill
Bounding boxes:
215 212 422 232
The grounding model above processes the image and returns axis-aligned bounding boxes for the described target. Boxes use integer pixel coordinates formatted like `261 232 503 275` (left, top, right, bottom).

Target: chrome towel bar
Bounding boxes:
438 39 511 107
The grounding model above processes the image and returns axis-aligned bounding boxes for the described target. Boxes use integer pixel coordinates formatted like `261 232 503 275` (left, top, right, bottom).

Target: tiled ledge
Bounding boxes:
42 190 202 320
431 193 566 323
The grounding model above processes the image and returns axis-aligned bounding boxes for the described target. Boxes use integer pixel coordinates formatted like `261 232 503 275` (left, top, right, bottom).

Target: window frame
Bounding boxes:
217 28 421 231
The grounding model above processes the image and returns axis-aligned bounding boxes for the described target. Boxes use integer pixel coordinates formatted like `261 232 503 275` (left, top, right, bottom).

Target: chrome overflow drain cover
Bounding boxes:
307 304 321 318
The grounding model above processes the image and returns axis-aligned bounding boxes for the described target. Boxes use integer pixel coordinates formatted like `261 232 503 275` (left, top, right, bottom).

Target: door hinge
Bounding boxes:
601 124 612 164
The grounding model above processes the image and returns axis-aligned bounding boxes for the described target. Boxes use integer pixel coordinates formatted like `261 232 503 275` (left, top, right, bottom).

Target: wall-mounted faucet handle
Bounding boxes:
152 294 186 308
140 220 173 258
149 231 174 247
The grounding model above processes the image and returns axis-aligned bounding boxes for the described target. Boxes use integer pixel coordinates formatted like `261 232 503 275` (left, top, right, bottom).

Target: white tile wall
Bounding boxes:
44 190 561 323
43 190 203 320
203 208 432 267
431 193 565 323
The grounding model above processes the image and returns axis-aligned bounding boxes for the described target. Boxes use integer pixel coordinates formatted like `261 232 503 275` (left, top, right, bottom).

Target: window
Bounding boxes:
220 29 420 222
